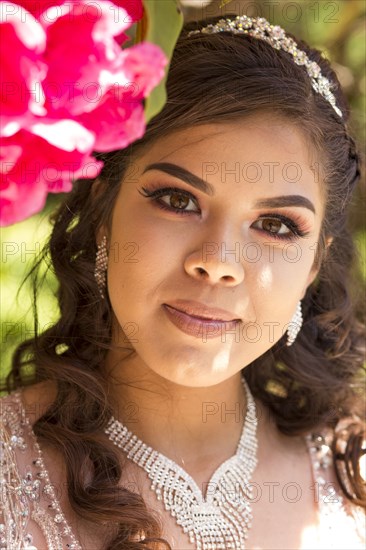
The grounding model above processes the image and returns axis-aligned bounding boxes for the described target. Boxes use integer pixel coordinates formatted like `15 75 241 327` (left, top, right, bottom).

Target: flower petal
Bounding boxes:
112 0 143 23
29 119 95 152
122 42 168 99
41 1 132 115
78 89 145 152
0 3 46 123
0 129 102 225
0 2 46 50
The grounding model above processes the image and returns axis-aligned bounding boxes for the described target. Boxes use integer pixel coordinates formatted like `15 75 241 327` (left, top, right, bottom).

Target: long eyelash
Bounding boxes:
139 186 310 241
138 186 200 215
255 213 310 242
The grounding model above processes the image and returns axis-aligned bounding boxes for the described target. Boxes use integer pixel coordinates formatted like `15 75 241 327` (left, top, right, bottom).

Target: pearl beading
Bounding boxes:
1 390 364 549
0 393 81 550
94 235 108 299
105 378 258 549
286 301 303 346
188 15 343 119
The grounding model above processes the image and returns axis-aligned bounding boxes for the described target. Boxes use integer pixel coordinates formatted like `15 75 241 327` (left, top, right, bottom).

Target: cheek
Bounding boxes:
247 245 316 308
107 217 183 307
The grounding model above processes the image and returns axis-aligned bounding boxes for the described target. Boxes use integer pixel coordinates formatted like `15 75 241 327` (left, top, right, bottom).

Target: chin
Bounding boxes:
157 369 229 388
148 347 240 387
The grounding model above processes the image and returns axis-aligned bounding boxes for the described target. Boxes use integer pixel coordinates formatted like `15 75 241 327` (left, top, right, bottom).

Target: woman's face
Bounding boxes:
102 115 324 387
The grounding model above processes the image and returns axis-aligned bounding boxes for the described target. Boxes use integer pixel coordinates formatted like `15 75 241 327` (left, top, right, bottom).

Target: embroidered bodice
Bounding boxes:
1 390 365 549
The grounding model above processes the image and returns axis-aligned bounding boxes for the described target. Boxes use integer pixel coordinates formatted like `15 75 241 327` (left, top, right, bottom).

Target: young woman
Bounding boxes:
1 13 365 550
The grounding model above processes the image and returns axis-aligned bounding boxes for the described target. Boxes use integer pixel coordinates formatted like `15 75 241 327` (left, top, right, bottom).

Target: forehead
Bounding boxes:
134 115 323 201
142 116 316 166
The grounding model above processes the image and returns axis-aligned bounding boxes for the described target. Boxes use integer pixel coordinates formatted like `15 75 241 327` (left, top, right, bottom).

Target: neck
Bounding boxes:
102 348 248 470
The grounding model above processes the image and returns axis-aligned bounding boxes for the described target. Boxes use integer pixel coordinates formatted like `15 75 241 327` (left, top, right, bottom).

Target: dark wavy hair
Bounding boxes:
3 15 365 549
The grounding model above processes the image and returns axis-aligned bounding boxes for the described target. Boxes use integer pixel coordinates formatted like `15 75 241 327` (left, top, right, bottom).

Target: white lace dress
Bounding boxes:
1 390 365 550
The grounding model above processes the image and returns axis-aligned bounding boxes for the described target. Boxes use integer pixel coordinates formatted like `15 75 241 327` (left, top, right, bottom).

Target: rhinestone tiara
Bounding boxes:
188 15 342 119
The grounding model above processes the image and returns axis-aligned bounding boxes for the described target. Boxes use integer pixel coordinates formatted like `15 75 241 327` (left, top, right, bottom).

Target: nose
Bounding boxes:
184 240 245 287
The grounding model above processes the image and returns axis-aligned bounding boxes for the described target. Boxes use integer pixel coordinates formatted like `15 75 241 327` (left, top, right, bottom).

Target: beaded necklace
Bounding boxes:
105 378 258 549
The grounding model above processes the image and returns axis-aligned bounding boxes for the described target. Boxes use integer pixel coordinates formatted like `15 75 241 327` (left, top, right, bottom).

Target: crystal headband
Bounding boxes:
188 15 342 119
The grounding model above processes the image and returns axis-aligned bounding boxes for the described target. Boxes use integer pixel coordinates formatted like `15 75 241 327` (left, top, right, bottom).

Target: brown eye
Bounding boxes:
158 190 199 212
252 217 294 237
261 218 282 233
139 186 200 214
169 192 189 209
251 214 305 241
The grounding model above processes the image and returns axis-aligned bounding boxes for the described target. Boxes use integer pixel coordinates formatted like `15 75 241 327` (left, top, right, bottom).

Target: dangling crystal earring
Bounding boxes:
286 301 303 346
94 235 108 299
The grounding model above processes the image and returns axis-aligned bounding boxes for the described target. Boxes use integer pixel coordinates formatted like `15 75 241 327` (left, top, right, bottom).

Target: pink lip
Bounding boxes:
162 302 241 340
164 300 241 322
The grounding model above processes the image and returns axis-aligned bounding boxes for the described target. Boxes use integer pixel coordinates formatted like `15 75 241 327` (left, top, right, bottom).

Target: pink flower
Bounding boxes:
113 0 143 23
0 2 47 135
110 0 144 44
79 43 167 151
78 88 146 152
13 0 143 26
0 125 103 226
122 42 168 99
8 1 65 17
0 0 167 226
41 1 133 115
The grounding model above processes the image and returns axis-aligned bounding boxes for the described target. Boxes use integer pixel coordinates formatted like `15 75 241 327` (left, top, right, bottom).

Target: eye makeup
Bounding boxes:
138 185 312 242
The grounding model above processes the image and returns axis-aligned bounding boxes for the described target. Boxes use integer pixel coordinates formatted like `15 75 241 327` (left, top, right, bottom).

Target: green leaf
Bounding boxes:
142 0 184 123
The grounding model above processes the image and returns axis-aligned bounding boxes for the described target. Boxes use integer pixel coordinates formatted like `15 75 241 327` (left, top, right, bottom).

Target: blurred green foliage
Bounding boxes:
1 199 60 382
141 0 184 122
1 0 365 383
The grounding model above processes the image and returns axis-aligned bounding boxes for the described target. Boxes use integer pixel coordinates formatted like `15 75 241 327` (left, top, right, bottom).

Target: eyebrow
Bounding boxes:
254 196 316 214
142 162 316 214
143 162 215 196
